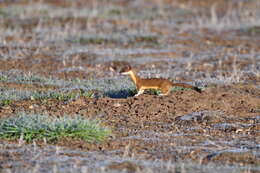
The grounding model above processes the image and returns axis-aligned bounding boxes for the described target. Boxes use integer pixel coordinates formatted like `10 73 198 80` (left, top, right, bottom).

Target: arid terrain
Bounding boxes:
0 0 259 172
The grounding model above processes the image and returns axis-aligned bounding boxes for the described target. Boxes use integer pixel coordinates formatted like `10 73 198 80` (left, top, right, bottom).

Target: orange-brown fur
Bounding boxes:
120 66 201 96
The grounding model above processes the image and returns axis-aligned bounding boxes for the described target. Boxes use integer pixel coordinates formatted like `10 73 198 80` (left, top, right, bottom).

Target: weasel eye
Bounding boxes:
120 67 126 73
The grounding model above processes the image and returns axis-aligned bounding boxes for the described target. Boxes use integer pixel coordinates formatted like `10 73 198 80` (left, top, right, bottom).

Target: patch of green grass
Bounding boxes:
30 89 96 101
80 37 107 44
80 90 97 98
0 8 8 17
171 86 193 92
30 91 77 101
0 75 7 81
0 100 12 106
108 8 121 16
245 26 260 36
71 36 115 45
0 113 111 143
148 89 161 95
68 33 159 46
128 88 137 96
134 35 158 44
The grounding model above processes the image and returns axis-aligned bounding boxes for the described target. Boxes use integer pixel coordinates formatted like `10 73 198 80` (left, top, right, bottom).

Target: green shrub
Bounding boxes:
0 113 111 143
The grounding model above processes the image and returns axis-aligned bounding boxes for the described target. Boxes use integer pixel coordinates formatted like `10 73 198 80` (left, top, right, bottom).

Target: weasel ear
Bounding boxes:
126 65 132 70
120 65 131 73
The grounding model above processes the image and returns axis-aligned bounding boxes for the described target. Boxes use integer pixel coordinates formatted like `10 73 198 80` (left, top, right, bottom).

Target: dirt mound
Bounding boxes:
1 84 259 166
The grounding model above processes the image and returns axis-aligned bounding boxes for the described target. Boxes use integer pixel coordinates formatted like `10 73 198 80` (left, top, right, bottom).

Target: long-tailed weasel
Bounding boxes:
120 65 201 96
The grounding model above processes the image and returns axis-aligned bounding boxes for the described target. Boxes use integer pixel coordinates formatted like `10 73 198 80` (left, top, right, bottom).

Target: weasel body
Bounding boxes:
120 66 201 96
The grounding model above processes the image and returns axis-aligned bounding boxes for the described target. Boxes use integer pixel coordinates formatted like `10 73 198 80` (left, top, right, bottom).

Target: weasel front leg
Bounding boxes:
134 90 144 96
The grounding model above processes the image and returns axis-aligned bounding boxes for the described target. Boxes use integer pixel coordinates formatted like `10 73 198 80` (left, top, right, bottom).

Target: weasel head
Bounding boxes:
120 65 133 75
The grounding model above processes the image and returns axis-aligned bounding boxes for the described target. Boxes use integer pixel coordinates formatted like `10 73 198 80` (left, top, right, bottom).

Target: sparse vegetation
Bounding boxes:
171 86 193 92
244 26 260 36
148 89 161 95
134 35 158 44
0 8 9 17
0 99 12 106
0 73 136 100
0 0 259 172
29 90 84 101
0 113 111 143
68 33 159 46
71 36 114 45
108 8 121 16
0 71 69 86
0 75 7 81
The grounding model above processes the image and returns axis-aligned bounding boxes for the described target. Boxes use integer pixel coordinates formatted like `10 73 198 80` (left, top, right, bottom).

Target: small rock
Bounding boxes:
113 103 121 107
29 105 34 109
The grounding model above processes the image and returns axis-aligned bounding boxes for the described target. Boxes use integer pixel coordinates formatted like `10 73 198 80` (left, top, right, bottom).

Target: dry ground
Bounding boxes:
0 0 259 172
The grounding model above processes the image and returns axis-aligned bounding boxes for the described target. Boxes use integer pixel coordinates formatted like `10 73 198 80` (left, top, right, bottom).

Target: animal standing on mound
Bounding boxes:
120 65 201 96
